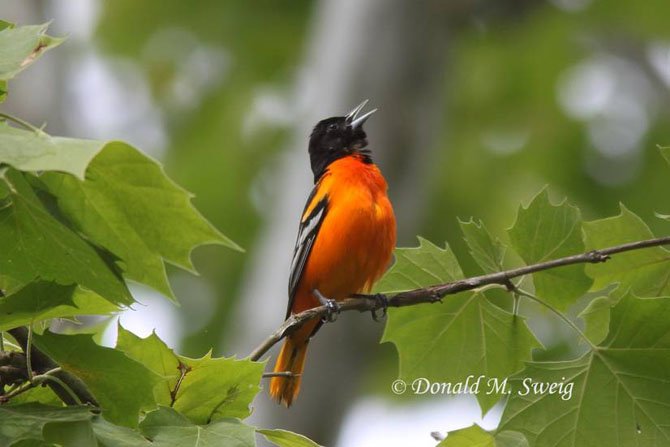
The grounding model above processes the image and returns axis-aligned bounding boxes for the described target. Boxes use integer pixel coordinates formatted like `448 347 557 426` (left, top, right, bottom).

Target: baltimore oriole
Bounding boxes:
269 100 397 406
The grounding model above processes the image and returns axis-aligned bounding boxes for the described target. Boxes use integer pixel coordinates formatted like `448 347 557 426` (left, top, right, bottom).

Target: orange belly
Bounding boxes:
292 158 396 312
271 154 396 406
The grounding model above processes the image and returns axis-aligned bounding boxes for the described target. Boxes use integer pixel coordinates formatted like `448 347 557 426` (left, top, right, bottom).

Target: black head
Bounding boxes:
308 100 376 183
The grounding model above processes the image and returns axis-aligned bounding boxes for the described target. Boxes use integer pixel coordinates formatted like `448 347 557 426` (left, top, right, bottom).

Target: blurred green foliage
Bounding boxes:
93 1 670 365
97 0 312 354
428 0 670 271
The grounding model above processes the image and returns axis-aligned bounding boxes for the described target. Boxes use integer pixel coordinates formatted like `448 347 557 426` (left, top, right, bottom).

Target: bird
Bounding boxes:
269 100 397 407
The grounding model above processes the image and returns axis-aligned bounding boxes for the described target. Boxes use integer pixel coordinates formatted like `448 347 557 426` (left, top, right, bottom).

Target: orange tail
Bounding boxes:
269 322 317 406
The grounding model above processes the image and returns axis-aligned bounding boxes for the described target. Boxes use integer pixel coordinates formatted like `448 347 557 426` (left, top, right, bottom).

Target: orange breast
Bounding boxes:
293 156 396 312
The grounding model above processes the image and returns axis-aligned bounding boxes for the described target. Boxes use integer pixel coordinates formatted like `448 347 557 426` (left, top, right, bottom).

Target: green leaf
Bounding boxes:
498 293 670 446
0 80 7 103
495 431 530 447
660 145 670 166
379 239 540 414
0 174 8 198
577 294 617 345
139 407 255 447
0 23 64 81
258 428 322 447
115 326 264 424
33 331 160 428
584 204 670 297
92 418 151 447
508 189 592 309
604 293 670 347
173 353 264 423
0 403 93 446
10 440 55 447
0 122 106 180
440 426 527 447
9 383 62 406
439 425 494 447
0 282 75 329
0 169 132 305
375 237 463 293
460 218 506 273
0 281 118 331
42 420 96 447
115 326 181 407
41 142 241 300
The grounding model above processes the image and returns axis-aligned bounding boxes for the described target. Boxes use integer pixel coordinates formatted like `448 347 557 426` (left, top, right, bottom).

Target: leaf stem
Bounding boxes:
0 112 42 133
512 286 596 349
0 367 70 403
37 369 83 405
26 324 33 381
7 327 99 407
169 361 190 407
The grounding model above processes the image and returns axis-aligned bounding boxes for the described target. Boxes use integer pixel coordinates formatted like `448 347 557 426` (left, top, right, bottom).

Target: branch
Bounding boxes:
5 327 99 407
249 236 670 361
0 367 82 404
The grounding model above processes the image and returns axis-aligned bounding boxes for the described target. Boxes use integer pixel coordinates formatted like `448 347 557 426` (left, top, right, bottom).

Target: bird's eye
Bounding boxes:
327 123 338 133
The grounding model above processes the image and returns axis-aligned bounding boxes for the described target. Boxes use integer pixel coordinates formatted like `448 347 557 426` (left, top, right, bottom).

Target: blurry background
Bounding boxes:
3 0 670 445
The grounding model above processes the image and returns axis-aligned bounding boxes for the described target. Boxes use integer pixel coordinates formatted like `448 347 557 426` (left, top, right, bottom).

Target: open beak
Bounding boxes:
345 99 377 130
346 99 368 122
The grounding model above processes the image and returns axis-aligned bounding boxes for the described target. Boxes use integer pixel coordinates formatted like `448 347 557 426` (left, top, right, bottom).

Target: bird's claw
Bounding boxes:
313 289 341 323
322 299 341 323
370 293 389 322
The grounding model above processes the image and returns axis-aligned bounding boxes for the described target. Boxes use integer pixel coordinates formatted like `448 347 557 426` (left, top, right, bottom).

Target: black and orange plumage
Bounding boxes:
269 101 397 406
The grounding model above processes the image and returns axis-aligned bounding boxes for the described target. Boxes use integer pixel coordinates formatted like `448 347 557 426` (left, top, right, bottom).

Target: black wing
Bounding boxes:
286 187 329 319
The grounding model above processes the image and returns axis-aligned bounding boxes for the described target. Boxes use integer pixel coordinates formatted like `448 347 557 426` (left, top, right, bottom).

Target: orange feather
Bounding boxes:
270 154 396 406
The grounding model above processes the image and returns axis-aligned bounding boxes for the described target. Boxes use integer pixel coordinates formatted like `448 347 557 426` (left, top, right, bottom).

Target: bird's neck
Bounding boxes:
312 151 373 184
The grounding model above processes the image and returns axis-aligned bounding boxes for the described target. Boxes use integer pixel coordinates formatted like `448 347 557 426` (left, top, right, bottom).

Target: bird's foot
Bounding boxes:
313 289 341 323
370 293 389 322
351 293 389 322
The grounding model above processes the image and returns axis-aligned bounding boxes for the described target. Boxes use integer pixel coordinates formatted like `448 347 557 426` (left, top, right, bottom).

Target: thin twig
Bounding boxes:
249 236 670 361
262 371 301 378
0 379 34 403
